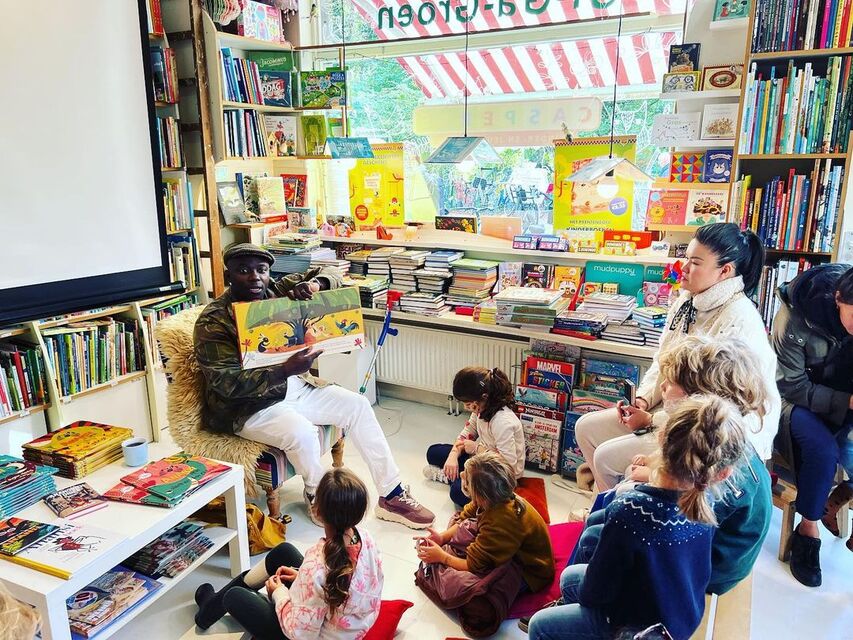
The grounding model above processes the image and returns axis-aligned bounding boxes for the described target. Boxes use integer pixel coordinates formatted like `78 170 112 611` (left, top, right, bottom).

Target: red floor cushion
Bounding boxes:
507 521 583 619
516 477 550 524
363 599 414 640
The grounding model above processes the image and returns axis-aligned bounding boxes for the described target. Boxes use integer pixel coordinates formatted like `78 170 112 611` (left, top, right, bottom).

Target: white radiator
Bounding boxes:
365 321 528 395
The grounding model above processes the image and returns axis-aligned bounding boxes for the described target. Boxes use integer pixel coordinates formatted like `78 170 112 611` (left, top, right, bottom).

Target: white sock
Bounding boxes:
244 560 270 589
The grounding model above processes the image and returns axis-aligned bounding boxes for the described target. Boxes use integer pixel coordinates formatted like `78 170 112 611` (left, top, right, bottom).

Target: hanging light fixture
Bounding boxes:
426 4 499 165
325 0 374 160
563 6 652 185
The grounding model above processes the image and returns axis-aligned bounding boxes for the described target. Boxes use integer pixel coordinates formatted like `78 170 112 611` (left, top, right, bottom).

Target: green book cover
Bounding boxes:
451 258 500 270
300 114 328 156
245 51 299 71
299 69 346 108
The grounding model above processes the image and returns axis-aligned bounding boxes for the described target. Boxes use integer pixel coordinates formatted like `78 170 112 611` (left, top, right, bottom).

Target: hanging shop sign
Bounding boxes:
349 143 406 229
553 135 637 232
377 0 618 31
413 97 602 147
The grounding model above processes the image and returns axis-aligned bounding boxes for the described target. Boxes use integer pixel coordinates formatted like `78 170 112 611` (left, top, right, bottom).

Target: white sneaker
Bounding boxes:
422 464 450 484
303 488 323 527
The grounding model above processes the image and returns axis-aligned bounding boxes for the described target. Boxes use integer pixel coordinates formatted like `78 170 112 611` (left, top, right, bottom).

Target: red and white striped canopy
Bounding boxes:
349 0 683 98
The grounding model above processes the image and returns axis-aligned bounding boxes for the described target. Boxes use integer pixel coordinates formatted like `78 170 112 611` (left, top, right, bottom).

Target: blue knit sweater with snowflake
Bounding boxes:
578 485 713 640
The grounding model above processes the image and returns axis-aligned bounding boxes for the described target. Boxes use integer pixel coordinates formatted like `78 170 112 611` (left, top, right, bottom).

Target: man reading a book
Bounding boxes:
193 243 434 529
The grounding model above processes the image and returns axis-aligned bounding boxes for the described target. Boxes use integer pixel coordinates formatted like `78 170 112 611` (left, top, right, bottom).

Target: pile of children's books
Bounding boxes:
23 421 133 480
515 354 575 474
577 293 637 323
1 518 125 579
345 249 373 276
399 292 448 316
366 247 405 279
0 456 58 518
446 259 499 312
345 275 389 309
551 310 609 340
103 452 229 508
473 299 497 325
67 566 162 638
43 482 107 519
124 521 213 579
413 267 453 294
493 287 570 330
600 321 646 346
424 250 463 273
388 250 429 293
633 306 668 347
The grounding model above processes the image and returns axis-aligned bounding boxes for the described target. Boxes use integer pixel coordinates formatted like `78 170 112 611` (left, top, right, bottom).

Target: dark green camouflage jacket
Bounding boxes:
193 267 342 434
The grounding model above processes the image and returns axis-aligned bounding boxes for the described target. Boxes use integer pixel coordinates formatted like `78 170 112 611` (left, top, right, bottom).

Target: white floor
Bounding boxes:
120 398 853 640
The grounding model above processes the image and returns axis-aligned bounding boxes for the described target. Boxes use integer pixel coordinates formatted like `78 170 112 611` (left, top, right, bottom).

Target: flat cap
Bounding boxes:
223 243 274 266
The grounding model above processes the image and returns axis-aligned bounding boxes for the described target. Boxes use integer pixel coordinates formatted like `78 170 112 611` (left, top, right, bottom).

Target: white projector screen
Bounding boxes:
0 0 178 324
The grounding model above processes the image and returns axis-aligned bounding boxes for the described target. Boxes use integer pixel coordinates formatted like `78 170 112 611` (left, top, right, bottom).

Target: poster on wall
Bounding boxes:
348 142 405 229
553 136 637 232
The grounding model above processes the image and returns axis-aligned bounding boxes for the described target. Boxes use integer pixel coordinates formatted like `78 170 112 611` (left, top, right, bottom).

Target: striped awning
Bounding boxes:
349 0 683 98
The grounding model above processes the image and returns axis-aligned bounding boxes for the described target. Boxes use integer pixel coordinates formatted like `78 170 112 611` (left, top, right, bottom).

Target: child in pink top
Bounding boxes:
194 468 383 639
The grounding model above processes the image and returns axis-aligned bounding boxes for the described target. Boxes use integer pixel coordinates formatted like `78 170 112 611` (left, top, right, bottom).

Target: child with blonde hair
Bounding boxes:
568 335 772 598
528 395 748 640
424 367 525 507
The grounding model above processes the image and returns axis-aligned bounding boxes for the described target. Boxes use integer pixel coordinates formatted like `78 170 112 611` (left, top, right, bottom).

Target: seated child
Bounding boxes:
194 468 382 639
528 395 748 640
573 335 772 595
416 451 554 597
424 367 525 507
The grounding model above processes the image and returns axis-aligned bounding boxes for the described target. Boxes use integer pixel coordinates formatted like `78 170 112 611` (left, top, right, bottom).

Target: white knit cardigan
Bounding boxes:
636 276 781 460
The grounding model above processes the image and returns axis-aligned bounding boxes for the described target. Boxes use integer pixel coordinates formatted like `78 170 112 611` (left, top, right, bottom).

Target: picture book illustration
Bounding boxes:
0 518 59 555
299 69 346 108
233 287 365 369
43 483 106 519
12 520 126 575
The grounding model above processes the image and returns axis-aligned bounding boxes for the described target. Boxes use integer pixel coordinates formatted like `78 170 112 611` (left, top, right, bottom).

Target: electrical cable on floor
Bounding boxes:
550 474 593 497
373 387 404 438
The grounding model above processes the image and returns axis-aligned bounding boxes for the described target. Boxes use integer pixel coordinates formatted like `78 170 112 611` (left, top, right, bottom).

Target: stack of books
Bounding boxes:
103 452 229 508
425 250 464 271
345 249 373 276
0 342 48 418
493 287 569 329
219 48 264 105
23 422 133 480
2 519 125 579
388 250 429 293
266 233 322 253
473 299 497 325
41 318 145 397
752 0 853 53
67 566 162 638
551 311 609 339
366 247 405 279
223 108 268 158
754 259 814 330
124 521 214 579
633 307 668 347
414 268 453 294
43 483 107 520
267 250 311 276
447 259 499 311
344 275 389 309
0 457 58 518
310 250 349 279
141 294 200 344
399 292 449 316
0 518 59 557
578 293 637 323
601 321 646 345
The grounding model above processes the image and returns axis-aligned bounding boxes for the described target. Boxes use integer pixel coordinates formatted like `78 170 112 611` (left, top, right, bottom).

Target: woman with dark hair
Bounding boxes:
772 263 853 587
576 223 781 491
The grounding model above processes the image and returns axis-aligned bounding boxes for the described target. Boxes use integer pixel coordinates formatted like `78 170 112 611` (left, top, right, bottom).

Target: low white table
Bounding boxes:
0 441 250 640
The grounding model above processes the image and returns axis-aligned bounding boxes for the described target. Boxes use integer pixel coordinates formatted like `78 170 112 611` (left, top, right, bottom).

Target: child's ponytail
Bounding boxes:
660 395 747 525
313 468 369 616
452 366 514 421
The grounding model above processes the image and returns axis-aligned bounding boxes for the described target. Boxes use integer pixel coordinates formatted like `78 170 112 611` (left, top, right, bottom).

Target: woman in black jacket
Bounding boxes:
771 263 853 588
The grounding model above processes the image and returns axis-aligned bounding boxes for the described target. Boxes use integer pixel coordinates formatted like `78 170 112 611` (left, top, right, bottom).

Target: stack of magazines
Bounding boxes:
124 521 213 579
23 421 133 479
0 456 58 518
103 452 229 508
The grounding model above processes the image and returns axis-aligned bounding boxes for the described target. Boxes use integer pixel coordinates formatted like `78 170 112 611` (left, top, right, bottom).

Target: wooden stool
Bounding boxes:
690 574 753 640
772 478 798 562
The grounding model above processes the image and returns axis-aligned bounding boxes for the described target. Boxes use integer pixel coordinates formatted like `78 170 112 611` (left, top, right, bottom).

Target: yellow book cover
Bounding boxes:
233 287 365 369
22 422 132 460
552 266 584 298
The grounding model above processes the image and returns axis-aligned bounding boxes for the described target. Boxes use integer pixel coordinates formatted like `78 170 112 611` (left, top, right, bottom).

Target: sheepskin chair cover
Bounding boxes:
154 306 265 496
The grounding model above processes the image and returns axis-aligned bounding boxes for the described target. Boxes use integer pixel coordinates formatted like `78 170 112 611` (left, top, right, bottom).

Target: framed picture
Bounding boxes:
662 71 701 93
701 104 739 140
713 0 751 21
702 64 744 90
668 43 701 72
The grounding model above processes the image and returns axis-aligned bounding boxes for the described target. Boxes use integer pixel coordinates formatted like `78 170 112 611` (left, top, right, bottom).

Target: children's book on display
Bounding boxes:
0 455 58 518
22 421 133 479
103 452 229 508
124 521 213 579
43 483 107 519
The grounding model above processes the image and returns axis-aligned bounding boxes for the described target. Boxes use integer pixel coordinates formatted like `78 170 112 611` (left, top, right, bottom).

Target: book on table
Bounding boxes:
43 483 107 519
0 518 59 556
0 456 58 519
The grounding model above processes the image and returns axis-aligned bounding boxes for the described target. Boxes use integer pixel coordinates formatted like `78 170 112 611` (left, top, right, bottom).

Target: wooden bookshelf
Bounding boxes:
60 371 147 403
764 249 833 256
647 224 709 233
738 153 847 160
216 31 295 53
0 404 49 427
658 89 741 100
39 305 133 329
221 100 297 113
709 18 748 31
750 46 853 61
0 326 28 340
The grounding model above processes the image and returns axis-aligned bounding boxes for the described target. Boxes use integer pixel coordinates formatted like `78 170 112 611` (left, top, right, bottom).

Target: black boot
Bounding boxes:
194 572 248 629
789 527 822 587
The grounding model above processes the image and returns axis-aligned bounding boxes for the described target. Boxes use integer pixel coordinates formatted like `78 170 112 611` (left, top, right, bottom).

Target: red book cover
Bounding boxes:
516 403 566 423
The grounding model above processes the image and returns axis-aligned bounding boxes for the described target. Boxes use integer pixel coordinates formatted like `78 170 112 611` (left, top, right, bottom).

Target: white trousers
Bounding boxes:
575 407 659 491
239 378 401 497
